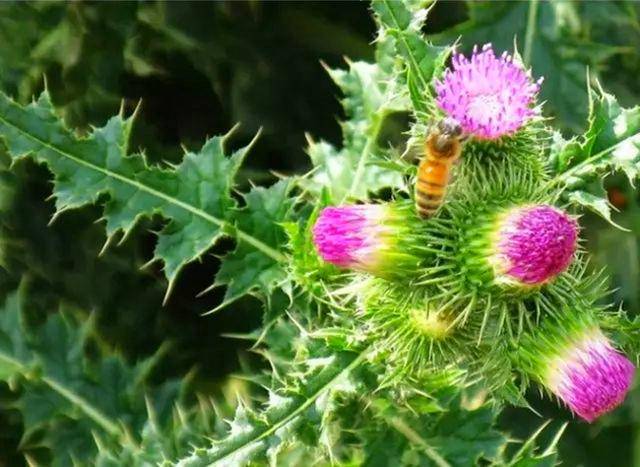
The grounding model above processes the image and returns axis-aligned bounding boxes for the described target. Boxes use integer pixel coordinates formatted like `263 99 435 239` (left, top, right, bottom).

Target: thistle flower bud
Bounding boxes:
409 307 452 341
460 204 578 289
355 278 459 377
489 205 578 286
435 43 542 140
312 204 421 278
520 316 635 422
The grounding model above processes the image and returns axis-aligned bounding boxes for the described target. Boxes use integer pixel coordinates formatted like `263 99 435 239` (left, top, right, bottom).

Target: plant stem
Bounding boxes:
523 0 539 66
344 113 385 202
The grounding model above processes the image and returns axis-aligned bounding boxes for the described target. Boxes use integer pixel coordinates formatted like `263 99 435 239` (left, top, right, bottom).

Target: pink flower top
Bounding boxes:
492 205 578 285
435 43 542 140
547 330 635 422
312 205 392 273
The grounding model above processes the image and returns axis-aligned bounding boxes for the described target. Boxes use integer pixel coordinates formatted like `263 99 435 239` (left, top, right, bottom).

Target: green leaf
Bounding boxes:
210 179 295 313
373 0 450 114
549 86 640 223
303 60 406 203
505 422 566 467
0 293 30 381
0 2 146 127
0 90 285 297
363 395 507 467
175 348 369 466
0 291 132 464
566 189 616 225
0 289 221 466
426 405 505 466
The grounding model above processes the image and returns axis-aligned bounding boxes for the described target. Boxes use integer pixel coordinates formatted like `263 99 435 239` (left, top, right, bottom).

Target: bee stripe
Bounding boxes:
416 178 445 189
419 161 450 185
417 207 437 218
417 202 441 212
416 200 442 210
416 181 445 196
416 192 442 203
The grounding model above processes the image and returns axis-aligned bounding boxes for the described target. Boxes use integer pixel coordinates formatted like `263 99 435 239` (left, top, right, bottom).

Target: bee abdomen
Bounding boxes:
416 178 446 193
415 190 444 218
415 159 449 218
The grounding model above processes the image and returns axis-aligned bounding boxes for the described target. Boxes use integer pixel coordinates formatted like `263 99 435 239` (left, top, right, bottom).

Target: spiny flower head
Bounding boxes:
435 43 542 140
490 205 578 286
312 204 421 278
355 278 463 378
545 328 635 422
519 311 635 422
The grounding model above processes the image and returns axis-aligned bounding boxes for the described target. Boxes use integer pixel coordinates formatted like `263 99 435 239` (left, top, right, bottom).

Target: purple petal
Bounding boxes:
549 332 635 422
312 205 389 272
435 44 541 139
494 205 578 284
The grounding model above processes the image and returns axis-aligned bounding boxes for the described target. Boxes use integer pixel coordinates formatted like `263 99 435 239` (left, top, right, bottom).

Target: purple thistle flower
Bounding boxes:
490 205 578 285
313 205 384 269
312 204 414 276
546 330 635 422
435 43 542 140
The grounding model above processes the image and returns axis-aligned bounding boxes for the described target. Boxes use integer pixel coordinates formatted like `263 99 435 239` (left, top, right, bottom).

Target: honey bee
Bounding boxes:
415 117 466 218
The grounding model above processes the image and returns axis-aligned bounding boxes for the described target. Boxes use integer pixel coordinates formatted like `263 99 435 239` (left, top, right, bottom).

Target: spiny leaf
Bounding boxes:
424 405 506 466
303 59 406 203
209 179 295 314
0 291 142 464
566 188 615 225
504 421 566 467
0 90 285 298
549 86 640 223
174 348 369 466
372 0 450 115
363 396 508 467
94 397 223 467
0 292 30 381
0 289 220 466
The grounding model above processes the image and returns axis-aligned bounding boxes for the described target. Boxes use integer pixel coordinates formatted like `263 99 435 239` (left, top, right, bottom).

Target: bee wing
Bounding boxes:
401 136 425 163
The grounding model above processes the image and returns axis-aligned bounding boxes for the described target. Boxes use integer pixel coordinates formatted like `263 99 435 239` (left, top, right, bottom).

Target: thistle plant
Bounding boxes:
0 1 639 466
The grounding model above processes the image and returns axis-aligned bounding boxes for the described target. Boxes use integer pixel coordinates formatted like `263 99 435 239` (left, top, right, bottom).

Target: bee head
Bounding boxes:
437 117 463 138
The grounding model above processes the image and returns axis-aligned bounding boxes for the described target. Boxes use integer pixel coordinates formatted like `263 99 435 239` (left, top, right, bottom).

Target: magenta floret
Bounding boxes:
549 332 635 422
494 205 578 285
312 205 389 272
435 43 542 139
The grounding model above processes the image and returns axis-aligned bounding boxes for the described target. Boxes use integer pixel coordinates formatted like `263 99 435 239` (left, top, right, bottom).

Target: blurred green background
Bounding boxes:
0 1 639 465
